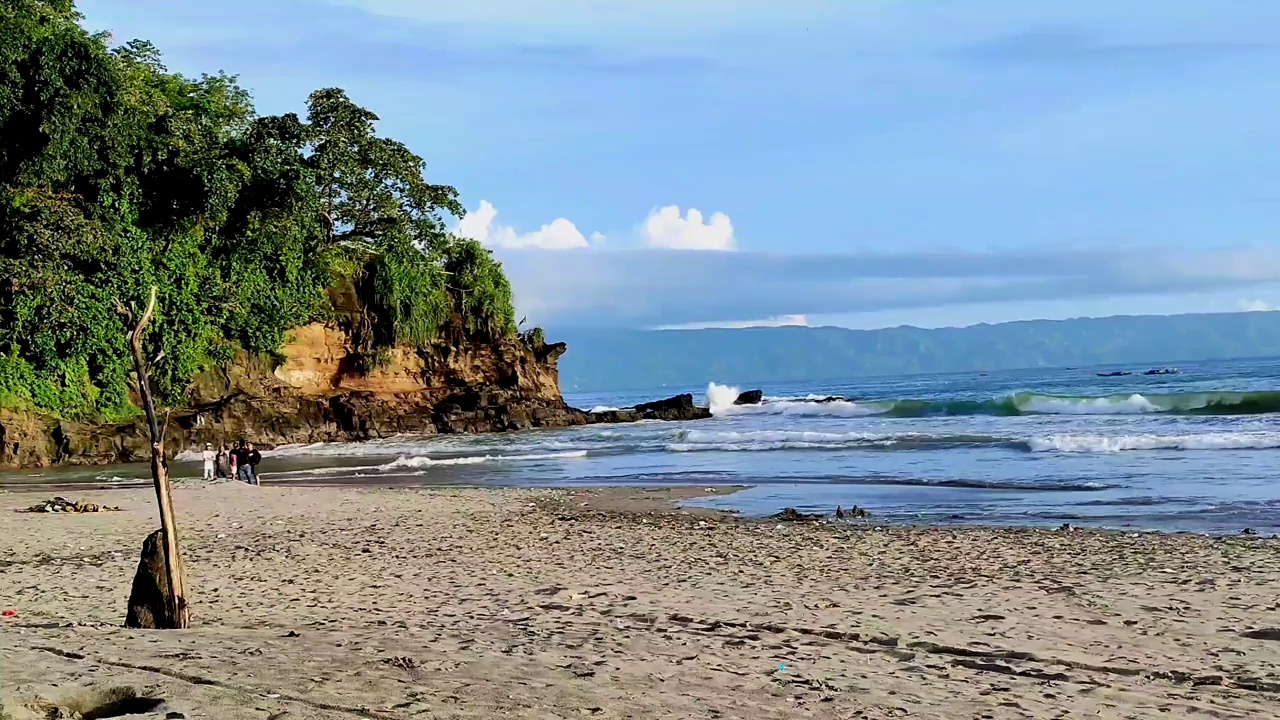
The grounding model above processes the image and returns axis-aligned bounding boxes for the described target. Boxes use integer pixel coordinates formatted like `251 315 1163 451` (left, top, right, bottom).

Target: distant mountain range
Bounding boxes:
550 311 1280 391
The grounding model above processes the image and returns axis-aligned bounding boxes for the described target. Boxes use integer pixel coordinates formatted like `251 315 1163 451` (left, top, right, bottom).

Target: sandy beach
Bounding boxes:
2 483 1279 719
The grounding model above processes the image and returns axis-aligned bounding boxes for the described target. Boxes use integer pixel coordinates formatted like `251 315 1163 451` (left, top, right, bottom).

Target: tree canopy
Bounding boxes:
0 0 518 418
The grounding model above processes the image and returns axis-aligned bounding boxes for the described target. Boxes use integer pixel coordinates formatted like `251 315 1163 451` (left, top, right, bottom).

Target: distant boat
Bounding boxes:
1143 367 1179 376
1096 371 1131 377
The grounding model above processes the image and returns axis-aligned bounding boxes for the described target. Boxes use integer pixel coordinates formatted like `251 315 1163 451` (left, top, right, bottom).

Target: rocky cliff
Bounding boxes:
0 321 580 469
0 324 711 470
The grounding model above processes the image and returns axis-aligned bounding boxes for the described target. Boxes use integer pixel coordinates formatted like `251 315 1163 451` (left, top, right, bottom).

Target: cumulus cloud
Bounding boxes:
455 200 592 249
456 201 734 251
640 205 735 250
1240 298 1275 312
491 245 1280 328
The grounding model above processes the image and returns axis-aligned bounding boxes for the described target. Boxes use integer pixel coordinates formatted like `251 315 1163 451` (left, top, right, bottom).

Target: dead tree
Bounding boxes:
116 287 190 629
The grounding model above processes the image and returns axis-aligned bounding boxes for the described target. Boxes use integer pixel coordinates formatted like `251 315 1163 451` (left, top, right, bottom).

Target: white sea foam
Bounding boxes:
1028 432 1280 453
706 382 880 418
263 463 389 477
386 455 492 468
749 399 882 417
761 393 848 402
385 450 589 469
669 441 858 452
263 439 440 458
705 382 742 416
680 429 883 444
588 405 621 413
668 429 933 453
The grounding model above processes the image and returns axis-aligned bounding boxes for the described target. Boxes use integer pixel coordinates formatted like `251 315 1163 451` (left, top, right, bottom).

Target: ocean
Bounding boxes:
6 357 1279 534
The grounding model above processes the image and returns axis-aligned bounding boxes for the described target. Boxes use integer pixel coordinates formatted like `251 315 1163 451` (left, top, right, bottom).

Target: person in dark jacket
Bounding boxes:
232 440 248 483
244 442 262 485
215 444 231 479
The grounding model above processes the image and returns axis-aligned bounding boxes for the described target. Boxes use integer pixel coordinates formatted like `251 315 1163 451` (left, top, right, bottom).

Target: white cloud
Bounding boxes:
659 315 809 330
1240 298 1274 312
455 200 589 249
456 201 735 252
641 205 735 250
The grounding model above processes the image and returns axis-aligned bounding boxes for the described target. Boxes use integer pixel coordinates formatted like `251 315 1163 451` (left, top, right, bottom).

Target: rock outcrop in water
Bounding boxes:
587 394 712 424
734 389 763 405
0 325 714 470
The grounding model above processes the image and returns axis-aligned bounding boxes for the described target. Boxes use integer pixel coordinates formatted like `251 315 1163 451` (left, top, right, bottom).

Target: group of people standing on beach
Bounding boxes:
200 441 262 485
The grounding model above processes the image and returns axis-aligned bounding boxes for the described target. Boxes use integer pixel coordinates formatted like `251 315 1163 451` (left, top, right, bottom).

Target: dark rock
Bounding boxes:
1240 628 1280 641
634 393 694 414
125 529 181 629
632 394 712 421
586 409 642 424
770 507 824 522
733 389 763 405
18 497 119 513
835 505 868 519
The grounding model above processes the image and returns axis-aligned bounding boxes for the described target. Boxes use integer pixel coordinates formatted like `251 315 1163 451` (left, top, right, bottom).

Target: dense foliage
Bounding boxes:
0 0 518 417
554 312 1280 390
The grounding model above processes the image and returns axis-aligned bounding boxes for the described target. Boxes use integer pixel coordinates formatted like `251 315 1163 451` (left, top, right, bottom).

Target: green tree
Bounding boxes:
0 1 520 418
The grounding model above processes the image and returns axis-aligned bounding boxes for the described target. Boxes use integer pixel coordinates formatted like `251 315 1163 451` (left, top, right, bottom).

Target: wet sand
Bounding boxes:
2 482 1279 719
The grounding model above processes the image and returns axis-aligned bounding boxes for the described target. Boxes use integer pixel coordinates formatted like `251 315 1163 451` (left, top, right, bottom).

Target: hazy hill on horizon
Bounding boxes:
551 311 1280 391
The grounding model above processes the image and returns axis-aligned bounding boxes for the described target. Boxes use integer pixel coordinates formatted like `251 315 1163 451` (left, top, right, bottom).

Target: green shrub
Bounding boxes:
0 2 519 417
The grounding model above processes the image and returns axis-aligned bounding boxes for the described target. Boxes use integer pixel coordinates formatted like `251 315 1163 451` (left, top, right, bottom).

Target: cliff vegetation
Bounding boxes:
0 0 523 422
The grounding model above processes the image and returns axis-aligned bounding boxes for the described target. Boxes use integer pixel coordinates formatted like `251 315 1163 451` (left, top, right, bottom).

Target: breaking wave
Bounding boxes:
669 429 1021 453
707 383 1280 417
1027 433 1280 453
667 429 1280 454
252 450 591 478
385 450 589 469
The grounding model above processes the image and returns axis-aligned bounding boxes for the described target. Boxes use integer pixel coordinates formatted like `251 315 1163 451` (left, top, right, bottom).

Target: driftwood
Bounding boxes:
125 529 177 628
18 496 121 513
116 287 190 629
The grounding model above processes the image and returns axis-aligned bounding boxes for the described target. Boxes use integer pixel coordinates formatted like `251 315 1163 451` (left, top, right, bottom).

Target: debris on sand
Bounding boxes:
2 685 167 719
17 497 121 514
770 507 824 522
835 505 869 520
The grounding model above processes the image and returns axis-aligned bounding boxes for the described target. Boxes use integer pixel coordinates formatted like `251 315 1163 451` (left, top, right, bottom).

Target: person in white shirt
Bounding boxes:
201 443 216 481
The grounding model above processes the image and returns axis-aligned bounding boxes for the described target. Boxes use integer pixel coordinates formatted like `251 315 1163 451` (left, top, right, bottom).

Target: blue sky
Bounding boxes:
79 0 1280 329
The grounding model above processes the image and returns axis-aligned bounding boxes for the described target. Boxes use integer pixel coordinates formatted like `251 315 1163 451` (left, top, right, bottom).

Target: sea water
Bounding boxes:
6 357 1279 534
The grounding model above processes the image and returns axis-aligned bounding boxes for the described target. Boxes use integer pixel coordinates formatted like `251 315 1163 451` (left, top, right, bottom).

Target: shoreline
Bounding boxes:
3 484 1279 719
1 479 1273 538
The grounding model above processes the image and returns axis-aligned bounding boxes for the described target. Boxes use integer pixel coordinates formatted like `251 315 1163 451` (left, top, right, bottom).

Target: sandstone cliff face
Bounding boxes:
0 322 582 470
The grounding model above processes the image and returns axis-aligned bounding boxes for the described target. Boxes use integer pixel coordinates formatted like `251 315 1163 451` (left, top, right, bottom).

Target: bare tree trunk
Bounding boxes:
117 287 190 629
